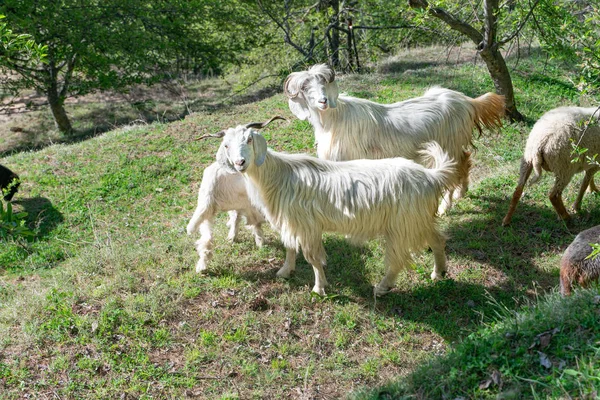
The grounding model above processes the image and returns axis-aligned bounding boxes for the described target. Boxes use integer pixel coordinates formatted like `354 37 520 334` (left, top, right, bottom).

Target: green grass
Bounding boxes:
0 45 599 398
354 287 600 399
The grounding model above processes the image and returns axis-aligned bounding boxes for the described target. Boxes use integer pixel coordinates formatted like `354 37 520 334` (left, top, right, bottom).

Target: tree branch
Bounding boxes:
482 0 499 50
59 53 77 99
498 0 541 45
256 0 309 58
351 24 417 30
408 0 483 44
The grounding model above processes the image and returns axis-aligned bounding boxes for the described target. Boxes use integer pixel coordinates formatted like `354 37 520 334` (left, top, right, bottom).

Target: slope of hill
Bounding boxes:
0 46 598 398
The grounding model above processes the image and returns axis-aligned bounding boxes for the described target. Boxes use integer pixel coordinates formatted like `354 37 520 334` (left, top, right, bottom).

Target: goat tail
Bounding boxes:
471 92 505 134
419 141 458 191
529 149 544 185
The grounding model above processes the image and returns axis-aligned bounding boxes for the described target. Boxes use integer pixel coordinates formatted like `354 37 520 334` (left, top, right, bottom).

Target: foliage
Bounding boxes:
0 0 264 133
253 0 440 73
0 200 34 241
534 0 600 91
0 14 46 66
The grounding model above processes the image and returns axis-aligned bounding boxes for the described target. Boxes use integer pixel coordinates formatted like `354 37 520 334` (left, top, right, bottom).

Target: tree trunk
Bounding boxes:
44 51 74 134
346 21 353 70
329 0 340 68
47 81 73 134
479 47 524 122
480 0 523 121
408 0 525 121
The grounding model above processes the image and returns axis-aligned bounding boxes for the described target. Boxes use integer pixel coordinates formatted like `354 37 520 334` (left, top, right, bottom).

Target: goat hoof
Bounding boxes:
312 287 326 296
431 270 447 280
437 204 449 215
373 285 392 297
276 268 292 279
195 262 208 274
255 238 264 248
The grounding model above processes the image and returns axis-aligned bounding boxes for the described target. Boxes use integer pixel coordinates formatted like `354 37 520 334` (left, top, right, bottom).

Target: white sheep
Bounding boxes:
502 106 600 225
186 120 287 273
284 64 505 213
216 118 457 296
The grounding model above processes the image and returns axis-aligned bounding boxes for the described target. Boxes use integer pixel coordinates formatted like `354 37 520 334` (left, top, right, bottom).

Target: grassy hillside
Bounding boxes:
354 287 600 399
0 46 599 398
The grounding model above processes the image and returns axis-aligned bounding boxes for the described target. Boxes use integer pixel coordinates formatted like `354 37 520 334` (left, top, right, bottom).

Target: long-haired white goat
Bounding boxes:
217 118 457 296
503 106 600 225
284 64 505 213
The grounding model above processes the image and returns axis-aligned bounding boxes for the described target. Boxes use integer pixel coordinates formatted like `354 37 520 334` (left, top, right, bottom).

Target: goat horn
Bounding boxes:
245 116 287 130
327 67 336 83
283 74 298 98
194 131 226 140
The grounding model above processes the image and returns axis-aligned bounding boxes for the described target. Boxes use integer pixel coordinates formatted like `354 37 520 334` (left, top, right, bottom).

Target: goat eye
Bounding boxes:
224 145 229 149
247 137 253 144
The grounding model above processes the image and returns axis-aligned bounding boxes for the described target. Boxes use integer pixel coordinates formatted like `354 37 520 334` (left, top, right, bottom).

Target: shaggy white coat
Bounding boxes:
217 124 456 296
503 106 600 225
187 162 265 272
284 64 505 213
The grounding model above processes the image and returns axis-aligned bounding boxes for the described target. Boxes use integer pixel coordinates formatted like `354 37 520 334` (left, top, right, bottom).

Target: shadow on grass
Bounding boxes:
233 185 600 341
0 81 281 158
378 60 443 74
12 196 64 239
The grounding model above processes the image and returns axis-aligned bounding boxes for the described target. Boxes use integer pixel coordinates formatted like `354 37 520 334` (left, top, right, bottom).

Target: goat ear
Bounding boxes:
252 133 268 167
326 81 339 109
288 97 310 120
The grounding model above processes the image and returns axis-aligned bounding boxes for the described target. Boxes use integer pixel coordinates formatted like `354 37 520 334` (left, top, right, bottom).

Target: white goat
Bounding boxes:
503 106 600 225
217 118 457 296
186 121 284 273
284 64 505 213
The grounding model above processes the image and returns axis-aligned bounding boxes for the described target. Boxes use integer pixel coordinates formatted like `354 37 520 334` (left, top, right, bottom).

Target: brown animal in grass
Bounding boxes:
560 225 600 296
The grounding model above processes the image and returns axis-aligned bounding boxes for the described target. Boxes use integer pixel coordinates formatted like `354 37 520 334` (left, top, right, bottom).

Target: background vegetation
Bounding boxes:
1 1 599 398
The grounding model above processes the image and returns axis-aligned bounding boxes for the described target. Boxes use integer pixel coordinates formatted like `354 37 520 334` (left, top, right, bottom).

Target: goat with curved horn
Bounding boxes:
283 63 505 214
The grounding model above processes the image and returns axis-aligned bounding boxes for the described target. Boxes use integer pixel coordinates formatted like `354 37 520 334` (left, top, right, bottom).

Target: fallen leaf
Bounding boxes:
491 369 502 386
479 379 493 390
529 327 560 350
538 351 552 369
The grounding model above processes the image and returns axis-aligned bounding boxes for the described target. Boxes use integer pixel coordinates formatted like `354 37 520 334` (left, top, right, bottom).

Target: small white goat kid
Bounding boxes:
217 118 457 296
284 64 505 213
186 121 283 273
503 106 600 225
